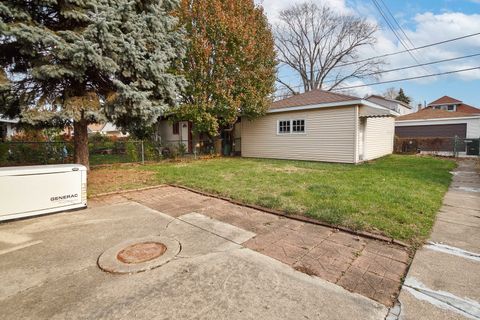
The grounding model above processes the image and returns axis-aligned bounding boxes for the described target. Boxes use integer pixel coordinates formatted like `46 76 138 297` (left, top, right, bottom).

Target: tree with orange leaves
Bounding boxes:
175 0 276 136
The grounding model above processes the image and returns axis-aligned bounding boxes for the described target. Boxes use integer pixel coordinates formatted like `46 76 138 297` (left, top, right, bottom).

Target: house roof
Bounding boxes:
88 123 106 132
428 96 462 106
0 115 19 124
102 122 122 132
270 90 359 110
455 103 480 114
366 95 412 108
396 108 479 121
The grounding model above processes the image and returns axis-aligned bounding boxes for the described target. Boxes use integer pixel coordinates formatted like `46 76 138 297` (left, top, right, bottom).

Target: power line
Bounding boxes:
278 53 480 91
275 66 480 96
375 0 432 73
330 67 479 91
277 32 480 82
371 0 425 70
378 0 415 49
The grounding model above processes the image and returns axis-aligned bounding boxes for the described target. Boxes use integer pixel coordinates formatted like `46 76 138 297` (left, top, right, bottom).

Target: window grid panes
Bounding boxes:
292 119 305 133
278 120 291 133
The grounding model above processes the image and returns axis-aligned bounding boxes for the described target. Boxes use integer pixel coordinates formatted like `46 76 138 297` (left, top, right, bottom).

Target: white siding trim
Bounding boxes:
268 99 393 115
276 118 307 135
396 116 480 124
354 105 359 164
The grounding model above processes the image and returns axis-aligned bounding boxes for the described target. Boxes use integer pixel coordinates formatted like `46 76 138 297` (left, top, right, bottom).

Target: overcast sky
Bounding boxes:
255 0 480 107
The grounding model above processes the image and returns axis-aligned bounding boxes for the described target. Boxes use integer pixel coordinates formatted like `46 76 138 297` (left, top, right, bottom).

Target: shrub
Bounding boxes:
0 143 9 165
126 141 139 162
177 143 187 156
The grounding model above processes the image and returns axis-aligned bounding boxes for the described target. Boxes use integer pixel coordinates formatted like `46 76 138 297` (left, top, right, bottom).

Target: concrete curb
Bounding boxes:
170 184 411 249
89 185 168 199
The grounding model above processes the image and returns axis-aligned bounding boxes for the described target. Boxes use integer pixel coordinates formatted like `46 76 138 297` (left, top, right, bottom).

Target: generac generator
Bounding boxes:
0 164 87 222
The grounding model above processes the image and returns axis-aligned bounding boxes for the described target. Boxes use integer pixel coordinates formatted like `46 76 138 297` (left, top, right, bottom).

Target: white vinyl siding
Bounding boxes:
362 117 395 161
242 106 356 163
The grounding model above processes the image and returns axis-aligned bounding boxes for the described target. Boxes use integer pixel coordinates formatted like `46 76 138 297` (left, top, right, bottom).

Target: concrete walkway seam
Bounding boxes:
425 242 480 262
403 277 480 320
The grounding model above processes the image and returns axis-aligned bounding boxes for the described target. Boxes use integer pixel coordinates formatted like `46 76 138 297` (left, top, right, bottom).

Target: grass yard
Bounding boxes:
89 155 455 243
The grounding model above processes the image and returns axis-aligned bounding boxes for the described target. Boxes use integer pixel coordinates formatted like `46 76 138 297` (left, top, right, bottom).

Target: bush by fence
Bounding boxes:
0 138 218 167
394 136 479 156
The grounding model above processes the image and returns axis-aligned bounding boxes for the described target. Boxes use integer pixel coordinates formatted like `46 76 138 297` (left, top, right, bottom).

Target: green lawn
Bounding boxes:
141 155 455 244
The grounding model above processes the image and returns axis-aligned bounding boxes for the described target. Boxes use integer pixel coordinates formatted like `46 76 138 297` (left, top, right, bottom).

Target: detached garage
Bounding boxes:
241 90 397 164
395 105 480 156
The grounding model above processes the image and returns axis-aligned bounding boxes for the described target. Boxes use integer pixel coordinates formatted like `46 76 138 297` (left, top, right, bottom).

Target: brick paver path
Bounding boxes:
90 186 410 306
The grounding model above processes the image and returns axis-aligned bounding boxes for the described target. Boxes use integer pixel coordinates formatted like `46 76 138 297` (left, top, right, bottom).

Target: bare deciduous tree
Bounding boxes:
383 87 399 100
275 2 383 94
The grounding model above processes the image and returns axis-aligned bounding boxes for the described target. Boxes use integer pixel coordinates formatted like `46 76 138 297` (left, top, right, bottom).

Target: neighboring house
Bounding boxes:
395 96 480 156
155 120 194 153
241 90 397 164
87 122 129 138
366 95 412 115
0 116 18 141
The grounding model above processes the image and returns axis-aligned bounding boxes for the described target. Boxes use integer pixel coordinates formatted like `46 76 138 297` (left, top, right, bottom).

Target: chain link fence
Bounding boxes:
0 138 220 167
394 136 480 157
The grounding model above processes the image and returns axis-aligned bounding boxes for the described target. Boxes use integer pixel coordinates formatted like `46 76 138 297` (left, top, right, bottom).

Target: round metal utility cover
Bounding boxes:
98 236 180 274
117 242 167 264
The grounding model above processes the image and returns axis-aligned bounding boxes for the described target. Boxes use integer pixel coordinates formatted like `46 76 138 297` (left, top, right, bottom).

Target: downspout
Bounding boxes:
354 105 359 164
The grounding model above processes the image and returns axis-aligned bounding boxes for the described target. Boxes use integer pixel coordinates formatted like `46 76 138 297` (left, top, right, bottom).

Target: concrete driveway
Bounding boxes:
0 202 387 319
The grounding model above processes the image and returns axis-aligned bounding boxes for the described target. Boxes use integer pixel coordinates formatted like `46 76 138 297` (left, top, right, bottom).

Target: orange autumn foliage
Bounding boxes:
176 0 276 135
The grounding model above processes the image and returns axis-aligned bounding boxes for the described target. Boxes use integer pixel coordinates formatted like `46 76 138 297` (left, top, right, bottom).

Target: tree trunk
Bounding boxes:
73 119 90 169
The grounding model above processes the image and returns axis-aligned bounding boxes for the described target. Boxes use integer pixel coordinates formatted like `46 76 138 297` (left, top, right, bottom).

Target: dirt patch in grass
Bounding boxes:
88 167 157 196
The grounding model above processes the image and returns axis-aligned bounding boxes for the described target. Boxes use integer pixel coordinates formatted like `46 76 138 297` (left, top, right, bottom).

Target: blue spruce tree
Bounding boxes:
0 0 186 168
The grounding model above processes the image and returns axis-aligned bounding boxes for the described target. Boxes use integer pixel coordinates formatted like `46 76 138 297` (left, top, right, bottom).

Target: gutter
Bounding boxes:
396 115 480 123
267 99 395 115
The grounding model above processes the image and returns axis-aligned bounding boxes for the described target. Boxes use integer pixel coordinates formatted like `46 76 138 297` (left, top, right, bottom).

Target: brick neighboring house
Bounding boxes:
395 96 480 156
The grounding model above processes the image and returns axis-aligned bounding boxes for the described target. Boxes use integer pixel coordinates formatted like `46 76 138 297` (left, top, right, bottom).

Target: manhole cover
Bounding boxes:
98 236 181 274
117 242 167 264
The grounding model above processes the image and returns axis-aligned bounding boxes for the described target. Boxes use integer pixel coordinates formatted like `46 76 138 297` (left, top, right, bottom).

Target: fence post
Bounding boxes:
453 135 458 158
44 142 48 164
141 140 145 165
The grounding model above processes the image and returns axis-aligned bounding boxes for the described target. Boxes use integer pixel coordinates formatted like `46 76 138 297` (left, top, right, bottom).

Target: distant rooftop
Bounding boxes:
396 108 479 121
428 96 462 106
366 95 411 108
271 90 359 110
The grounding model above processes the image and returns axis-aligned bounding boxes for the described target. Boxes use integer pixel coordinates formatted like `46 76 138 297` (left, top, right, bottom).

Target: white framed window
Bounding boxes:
292 119 305 133
277 119 306 134
278 120 291 134
447 105 456 111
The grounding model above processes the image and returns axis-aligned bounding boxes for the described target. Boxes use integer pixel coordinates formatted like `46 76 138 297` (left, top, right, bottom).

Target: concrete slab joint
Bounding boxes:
403 277 480 320
397 159 480 320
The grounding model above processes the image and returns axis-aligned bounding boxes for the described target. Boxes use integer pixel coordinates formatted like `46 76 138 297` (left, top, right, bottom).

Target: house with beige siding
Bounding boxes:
241 90 396 164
